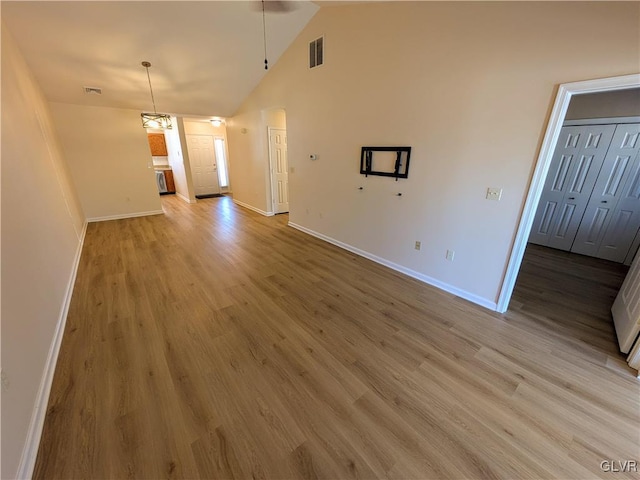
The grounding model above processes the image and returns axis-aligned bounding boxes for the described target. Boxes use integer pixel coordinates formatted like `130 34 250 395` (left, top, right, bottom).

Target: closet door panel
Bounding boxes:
530 127 584 246
597 151 640 262
572 124 640 259
529 125 616 249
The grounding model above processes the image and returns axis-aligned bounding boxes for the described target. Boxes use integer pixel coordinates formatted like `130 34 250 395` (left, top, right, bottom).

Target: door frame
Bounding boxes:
627 339 640 373
497 73 640 313
267 126 288 214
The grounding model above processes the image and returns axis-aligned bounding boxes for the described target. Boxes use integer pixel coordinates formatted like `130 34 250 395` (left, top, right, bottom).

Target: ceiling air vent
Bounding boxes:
83 86 102 95
309 36 324 69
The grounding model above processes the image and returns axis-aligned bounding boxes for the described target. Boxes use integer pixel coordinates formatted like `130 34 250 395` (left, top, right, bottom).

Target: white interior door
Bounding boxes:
269 128 289 214
572 124 640 261
529 125 616 249
186 135 220 196
612 249 640 353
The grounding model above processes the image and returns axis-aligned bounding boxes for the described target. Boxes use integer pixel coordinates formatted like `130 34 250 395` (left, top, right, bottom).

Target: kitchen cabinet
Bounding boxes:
147 133 168 156
164 169 175 193
155 168 176 194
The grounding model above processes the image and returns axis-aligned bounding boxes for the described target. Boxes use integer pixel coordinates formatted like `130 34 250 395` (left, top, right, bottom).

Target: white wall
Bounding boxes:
228 1 640 306
165 118 196 203
566 88 640 120
1 25 86 479
264 108 286 130
49 103 162 221
227 108 286 214
227 109 273 213
183 119 228 137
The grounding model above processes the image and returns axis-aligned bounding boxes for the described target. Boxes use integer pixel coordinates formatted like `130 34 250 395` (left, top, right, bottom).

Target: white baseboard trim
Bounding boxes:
16 220 88 480
87 209 164 223
288 222 498 312
176 192 196 204
232 199 274 217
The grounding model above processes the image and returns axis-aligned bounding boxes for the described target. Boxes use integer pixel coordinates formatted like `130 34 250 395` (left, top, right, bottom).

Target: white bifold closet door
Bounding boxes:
529 125 616 250
530 123 640 263
571 124 640 262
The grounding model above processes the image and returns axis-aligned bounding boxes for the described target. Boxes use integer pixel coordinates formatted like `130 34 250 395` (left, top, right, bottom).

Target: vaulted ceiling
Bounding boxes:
2 1 319 118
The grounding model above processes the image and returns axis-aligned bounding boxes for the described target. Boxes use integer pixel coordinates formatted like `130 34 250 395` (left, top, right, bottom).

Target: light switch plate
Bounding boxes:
486 187 502 201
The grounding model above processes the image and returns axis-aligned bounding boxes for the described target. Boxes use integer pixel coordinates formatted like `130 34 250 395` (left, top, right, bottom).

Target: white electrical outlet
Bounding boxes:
446 249 455 261
486 187 503 201
415 241 421 251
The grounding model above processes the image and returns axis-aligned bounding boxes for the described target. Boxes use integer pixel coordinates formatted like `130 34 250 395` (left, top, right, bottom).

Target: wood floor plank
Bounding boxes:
33 196 640 479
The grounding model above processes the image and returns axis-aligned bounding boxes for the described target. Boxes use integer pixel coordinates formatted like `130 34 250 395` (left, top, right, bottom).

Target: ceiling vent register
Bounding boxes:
83 86 102 95
309 36 324 69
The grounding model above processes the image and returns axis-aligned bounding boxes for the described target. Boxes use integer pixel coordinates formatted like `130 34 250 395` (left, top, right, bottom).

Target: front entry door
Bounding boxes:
269 128 289 214
186 135 220 196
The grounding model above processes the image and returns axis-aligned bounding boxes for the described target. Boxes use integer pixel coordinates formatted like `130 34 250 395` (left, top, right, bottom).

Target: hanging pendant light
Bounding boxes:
262 0 269 70
140 61 172 129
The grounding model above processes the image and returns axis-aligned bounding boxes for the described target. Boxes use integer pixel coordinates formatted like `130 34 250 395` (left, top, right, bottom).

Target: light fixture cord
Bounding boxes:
262 0 268 70
145 65 158 114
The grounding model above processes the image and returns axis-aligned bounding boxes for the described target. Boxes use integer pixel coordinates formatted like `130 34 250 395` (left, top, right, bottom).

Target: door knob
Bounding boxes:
568 197 576 200
601 200 608 203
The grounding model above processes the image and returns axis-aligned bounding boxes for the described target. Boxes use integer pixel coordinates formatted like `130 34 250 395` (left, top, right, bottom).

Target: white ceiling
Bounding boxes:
2 1 319 118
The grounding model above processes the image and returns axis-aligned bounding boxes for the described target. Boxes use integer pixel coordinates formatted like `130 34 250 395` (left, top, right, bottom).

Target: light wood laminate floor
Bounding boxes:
34 195 639 479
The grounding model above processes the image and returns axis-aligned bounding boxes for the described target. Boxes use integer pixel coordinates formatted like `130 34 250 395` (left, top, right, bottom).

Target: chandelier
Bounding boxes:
140 61 172 129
